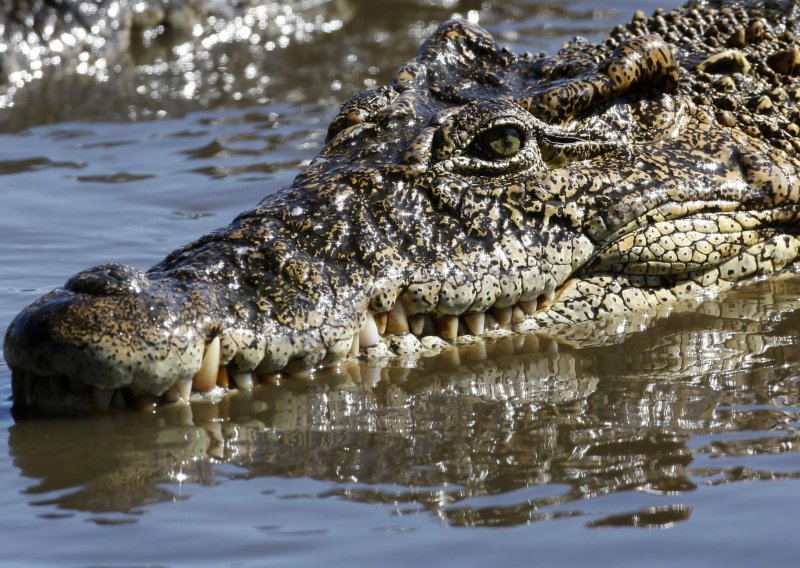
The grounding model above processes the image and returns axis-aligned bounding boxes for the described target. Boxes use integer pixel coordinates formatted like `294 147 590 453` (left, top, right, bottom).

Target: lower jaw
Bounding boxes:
11 332 564 415
11 285 568 415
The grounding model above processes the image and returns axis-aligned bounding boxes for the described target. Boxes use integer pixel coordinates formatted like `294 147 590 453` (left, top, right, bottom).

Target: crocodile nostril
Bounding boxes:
65 263 150 296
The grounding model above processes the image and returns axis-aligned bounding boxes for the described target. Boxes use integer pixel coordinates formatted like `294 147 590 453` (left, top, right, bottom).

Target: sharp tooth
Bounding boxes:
233 372 254 390
193 337 221 393
435 316 459 340
547 288 556 302
92 388 114 410
385 302 409 334
485 313 499 329
493 307 512 326
350 334 360 356
177 379 192 401
360 312 381 347
373 312 388 335
519 300 538 314
408 314 425 336
217 366 230 388
512 306 525 324
463 313 485 335
164 382 191 404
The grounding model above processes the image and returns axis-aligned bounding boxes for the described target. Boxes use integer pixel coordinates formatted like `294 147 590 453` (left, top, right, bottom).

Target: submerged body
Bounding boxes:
5 0 800 413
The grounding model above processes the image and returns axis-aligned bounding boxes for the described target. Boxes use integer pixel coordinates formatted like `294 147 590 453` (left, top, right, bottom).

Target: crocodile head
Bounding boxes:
6 4 800 413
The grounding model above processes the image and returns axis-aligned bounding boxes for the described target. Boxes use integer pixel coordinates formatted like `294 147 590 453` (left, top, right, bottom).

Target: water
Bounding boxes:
3 1 800 566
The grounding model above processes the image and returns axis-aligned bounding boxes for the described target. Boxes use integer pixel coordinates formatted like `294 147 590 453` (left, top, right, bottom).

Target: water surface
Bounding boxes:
4 1 800 566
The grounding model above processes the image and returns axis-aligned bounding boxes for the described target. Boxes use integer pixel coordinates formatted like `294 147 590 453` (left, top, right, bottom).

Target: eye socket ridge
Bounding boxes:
468 123 526 161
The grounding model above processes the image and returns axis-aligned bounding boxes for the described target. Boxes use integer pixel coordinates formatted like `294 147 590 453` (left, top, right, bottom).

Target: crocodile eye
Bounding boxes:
473 126 524 160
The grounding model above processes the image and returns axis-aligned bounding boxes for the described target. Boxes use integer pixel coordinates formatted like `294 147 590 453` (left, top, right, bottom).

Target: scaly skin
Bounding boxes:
5 0 800 413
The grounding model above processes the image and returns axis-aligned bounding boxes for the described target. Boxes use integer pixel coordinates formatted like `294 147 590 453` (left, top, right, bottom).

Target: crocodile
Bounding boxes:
5 0 800 414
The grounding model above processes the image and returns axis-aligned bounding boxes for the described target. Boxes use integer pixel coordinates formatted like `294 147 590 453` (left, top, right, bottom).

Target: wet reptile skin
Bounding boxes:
5 0 800 412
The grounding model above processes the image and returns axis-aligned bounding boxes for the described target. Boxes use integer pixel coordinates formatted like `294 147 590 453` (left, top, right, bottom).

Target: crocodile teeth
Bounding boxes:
463 313 485 335
386 302 409 334
233 372 254 390
408 314 425 336
350 334 360 356
519 300 538 314
436 316 459 340
165 380 192 403
217 366 230 388
373 312 388 335
193 337 220 393
360 312 381 347
512 305 526 324
177 379 192 401
493 307 512 326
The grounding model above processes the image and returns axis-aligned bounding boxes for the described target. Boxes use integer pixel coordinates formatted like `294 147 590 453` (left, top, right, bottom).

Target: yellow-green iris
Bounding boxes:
475 126 523 159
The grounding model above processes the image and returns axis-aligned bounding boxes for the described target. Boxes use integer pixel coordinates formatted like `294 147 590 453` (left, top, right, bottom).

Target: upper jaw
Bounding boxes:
4 278 208 396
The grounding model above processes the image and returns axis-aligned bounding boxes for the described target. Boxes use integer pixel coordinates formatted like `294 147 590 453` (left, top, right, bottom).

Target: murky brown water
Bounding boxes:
3 1 800 566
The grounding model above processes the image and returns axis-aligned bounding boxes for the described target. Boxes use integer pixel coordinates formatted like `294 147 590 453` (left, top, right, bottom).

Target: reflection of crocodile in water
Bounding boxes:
5 0 800 413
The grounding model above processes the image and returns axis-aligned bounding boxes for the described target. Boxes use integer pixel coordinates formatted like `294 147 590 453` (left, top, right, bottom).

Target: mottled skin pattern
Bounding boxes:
6 0 800 413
